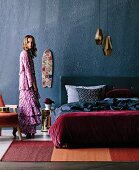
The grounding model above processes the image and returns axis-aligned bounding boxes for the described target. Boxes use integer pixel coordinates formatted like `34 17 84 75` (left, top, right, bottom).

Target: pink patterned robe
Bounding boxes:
19 50 41 135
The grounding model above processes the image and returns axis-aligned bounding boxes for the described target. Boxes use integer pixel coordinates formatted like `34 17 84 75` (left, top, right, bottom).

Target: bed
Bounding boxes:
49 76 139 148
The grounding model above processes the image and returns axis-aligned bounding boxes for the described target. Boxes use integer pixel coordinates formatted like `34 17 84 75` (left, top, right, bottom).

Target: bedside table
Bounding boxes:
41 108 52 132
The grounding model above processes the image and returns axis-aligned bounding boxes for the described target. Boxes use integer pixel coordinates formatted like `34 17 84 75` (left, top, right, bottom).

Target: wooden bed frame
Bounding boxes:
60 76 139 105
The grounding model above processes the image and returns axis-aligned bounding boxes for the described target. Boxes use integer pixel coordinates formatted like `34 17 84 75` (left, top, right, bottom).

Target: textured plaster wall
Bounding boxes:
0 0 139 107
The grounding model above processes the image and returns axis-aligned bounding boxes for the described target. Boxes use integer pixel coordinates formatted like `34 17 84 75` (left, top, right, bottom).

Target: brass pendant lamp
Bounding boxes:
95 0 103 45
103 0 112 56
103 36 112 56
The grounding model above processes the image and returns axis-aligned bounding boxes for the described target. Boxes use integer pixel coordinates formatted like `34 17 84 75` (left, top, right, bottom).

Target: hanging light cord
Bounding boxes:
107 0 108 35
98 0 100 27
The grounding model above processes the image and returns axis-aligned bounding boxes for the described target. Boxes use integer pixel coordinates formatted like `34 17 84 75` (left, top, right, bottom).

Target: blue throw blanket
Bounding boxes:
51 98 139 124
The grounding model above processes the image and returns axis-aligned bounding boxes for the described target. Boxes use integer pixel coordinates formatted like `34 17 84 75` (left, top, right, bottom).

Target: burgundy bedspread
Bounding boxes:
49 110 139 148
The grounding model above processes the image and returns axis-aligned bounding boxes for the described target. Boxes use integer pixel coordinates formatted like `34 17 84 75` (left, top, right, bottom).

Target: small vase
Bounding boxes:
45 104 51 110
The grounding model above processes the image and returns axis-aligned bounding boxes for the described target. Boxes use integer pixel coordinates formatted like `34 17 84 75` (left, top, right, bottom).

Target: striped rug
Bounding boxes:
1 141 139 162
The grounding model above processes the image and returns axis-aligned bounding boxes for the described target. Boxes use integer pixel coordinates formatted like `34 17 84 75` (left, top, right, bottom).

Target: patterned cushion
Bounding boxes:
76 88 102 102
65 85 106 103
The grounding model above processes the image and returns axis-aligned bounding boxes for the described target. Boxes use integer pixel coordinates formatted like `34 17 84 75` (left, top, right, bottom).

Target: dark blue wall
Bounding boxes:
0 0 139 107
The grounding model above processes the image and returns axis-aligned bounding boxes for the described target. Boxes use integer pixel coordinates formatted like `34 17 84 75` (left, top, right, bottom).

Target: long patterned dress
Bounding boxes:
19 50 41 135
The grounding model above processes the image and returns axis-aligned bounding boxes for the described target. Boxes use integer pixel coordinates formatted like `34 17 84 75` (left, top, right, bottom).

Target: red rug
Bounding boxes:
110 148 139 161
1 141 139 162
1 141 54 162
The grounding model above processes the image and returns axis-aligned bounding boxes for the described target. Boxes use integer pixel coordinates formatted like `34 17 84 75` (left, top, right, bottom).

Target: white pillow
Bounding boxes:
65 85 106 103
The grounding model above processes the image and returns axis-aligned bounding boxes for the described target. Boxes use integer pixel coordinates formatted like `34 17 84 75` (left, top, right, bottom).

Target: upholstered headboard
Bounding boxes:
60 76 139 105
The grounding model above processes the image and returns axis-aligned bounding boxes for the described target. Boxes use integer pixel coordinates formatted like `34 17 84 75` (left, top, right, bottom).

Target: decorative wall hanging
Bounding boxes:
95 0 103 45
42 49 53 88
103 0 112 56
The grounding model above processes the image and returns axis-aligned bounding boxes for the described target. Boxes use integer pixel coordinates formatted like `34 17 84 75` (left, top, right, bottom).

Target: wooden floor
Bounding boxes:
1 162 139 170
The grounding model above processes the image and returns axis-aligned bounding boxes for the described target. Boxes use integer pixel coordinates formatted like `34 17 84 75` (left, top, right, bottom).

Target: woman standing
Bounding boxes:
18 35 41 139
